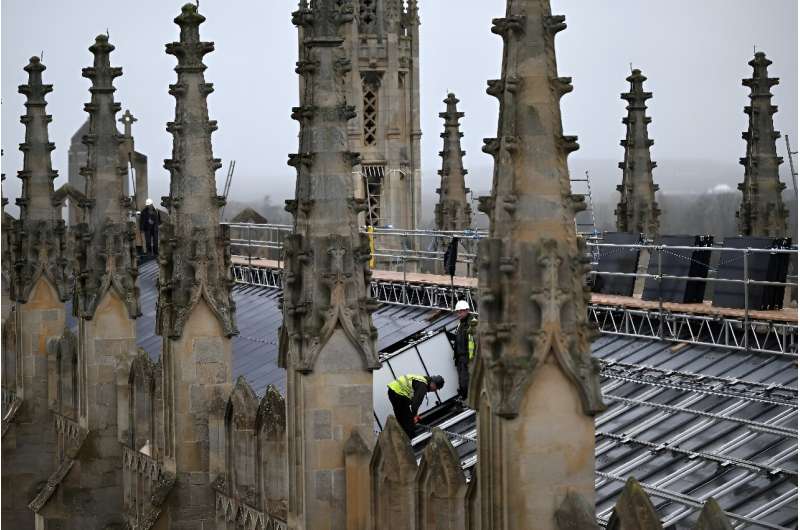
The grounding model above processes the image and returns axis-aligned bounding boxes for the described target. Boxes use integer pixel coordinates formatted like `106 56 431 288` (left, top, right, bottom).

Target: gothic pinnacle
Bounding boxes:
475 0 604 418
282 0 378 373
73 34 139 319
615 68 660 237
12 56 69 303
736 51 788 237
435 92 471 232
472 1 605 526
17 56 58 222
157 2 236 339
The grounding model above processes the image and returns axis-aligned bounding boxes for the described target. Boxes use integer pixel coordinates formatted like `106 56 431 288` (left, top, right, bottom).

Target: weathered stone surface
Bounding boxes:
736 52 789 237
284 6 380 526
470 1 605 529
435 93 472 233
416 429 466 530
154 9 236 529
606 477 663 530
555 490 599 530
370 416 416 529
156 3 237 340
694 498 734 530
614 69 660 237
72 35 139 320
2 277 65 530
316 0 422 236
12 57 70 305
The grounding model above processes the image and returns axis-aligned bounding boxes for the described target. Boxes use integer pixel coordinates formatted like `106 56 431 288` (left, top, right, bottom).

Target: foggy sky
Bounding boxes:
1 0 797 212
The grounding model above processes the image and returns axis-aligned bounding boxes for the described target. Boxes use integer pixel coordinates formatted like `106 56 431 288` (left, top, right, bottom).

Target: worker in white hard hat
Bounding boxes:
445 299 477 402
140 198 161 256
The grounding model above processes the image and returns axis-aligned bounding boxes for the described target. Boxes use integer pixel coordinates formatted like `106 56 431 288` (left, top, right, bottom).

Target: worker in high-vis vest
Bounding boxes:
446 299 477 402
387 374 445 440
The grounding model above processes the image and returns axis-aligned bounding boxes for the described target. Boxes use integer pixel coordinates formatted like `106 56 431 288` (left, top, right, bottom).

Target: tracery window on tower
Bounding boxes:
362 72 382 146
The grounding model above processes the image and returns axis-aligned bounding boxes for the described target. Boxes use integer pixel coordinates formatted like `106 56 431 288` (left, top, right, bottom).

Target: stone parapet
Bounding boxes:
122 444 176 529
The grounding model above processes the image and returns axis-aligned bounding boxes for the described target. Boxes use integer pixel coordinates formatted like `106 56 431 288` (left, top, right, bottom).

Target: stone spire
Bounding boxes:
614 68 660 237
73 35 139 319
473 1 605 528
736 52 788 237
12 56 69 303
435 92 471 232
157 4 236 339
156 5 236 527
2 58 69 530
283 0 379 527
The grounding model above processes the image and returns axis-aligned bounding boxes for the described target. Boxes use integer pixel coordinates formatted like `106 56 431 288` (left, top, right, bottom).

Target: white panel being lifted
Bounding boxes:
373 329 459 429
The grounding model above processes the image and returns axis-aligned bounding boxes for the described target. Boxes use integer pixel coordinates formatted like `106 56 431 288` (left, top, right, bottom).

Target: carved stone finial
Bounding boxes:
284 4 381 526
736 51 788 237
614 68 660 237
476 0 603 419
606 477 663 530
157 3 236 339
472 1 605 526
435 92 472 232
72 35 139 319
555 490 600 530
280 0 378 373
12 56 69 303
694 498 734 530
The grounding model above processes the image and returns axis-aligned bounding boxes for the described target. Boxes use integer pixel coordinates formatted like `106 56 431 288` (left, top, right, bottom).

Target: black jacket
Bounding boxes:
446 318 471 363
409 379 428 416
140 205 161 231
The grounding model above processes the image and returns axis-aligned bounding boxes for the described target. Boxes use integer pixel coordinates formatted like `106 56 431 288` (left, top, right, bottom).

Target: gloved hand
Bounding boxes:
413 415 421 424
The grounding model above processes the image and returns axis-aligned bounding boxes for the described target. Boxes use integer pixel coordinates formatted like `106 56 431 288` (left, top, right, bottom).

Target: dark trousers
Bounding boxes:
456 357 469 400
388 389 416 440
144 228 158 255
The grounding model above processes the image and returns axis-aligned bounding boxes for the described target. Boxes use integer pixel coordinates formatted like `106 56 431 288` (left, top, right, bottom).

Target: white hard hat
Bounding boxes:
454 300 470 311
145 198 153 206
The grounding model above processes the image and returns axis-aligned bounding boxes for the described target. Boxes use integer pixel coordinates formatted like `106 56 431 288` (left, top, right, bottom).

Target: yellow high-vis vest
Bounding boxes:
388 374 427 399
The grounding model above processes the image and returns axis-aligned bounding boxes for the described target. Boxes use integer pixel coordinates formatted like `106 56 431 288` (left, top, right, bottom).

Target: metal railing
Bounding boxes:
227 224 798 355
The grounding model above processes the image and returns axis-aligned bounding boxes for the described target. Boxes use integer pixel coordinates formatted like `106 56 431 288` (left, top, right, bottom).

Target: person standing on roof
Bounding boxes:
140 198 161 256
446 299 477 402
387 374 444 440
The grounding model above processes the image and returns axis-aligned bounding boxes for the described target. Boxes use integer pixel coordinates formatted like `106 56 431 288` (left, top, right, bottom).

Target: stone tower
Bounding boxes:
471 1 605 529
435 92 472 232
615 68 660 237
298 0 422 232
736 52 788 237
2 56 69 530
156 4 237 526
32 35 140 529
284 1 380 528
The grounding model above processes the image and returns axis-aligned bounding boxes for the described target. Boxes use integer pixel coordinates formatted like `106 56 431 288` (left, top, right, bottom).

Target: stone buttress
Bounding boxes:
736 52 788 237
30 35 140 529
614 69 660 238
2 56 69 530
155 3 237 527
283 1 379 528
469 1 605 528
